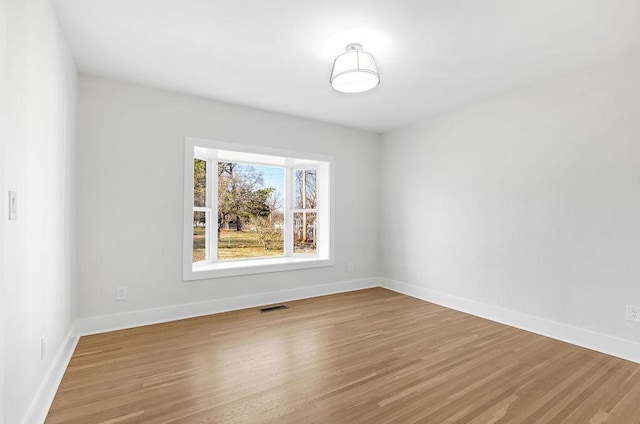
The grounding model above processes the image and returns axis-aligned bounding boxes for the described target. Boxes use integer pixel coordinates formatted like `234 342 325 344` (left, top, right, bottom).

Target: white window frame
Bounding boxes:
183 137 334 280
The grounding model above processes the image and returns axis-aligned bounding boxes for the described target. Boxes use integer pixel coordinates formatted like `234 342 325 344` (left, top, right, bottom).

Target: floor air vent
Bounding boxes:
259 305 288 313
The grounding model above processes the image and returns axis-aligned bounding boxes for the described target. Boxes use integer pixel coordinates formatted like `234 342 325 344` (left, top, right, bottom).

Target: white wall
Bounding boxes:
381 53 640 352
1 0 77 423
0 0 8 421
77 75 379 322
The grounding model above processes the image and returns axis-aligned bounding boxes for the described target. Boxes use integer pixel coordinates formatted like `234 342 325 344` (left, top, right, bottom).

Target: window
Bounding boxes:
183 138 334 280
294 169 317 254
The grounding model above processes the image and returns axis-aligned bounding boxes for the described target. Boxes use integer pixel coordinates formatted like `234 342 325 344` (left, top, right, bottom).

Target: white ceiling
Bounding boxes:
53 0 640 133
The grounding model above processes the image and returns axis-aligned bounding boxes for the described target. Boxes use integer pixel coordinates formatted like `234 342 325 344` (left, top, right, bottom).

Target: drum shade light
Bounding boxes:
330 43 380 94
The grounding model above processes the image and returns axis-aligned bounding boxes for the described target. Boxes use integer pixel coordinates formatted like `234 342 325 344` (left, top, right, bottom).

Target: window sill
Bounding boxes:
184 256 334 281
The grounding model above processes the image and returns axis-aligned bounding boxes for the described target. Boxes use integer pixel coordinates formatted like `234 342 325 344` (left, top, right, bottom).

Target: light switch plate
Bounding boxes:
8 191 17 220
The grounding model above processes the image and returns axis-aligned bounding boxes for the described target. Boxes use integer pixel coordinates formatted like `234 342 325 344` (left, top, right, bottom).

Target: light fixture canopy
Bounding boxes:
330 43 380 94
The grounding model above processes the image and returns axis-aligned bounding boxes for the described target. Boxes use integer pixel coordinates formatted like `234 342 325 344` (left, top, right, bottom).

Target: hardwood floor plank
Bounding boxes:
45 288 640 423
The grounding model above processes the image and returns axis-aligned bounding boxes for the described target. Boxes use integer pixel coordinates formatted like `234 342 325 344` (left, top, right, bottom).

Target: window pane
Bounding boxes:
293 212 317 254
193 211 207 262
194 159 207 207
295 169 317 209
217 162 285 260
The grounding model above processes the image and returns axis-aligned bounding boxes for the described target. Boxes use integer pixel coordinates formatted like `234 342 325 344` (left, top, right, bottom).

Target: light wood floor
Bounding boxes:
46 288 640 424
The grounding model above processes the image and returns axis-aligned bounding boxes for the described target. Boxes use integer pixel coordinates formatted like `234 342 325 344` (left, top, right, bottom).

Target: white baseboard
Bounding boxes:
23 323 80 424
380 278 640 364
77 278 378 336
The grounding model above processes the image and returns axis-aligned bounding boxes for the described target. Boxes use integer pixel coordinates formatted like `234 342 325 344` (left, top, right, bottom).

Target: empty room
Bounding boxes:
2 0 640 423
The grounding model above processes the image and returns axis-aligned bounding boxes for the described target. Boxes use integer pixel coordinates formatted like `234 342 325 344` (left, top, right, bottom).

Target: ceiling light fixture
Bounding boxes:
330 43 380 94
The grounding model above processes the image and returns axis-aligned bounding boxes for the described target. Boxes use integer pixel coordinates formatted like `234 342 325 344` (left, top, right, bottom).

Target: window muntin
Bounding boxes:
184 138 333 280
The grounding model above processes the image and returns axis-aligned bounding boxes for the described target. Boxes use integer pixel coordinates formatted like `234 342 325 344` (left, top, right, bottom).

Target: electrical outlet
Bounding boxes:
626 305 640 323
40 337 45 360
399 264 405 274
116 286 127 301
347 262 354 272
